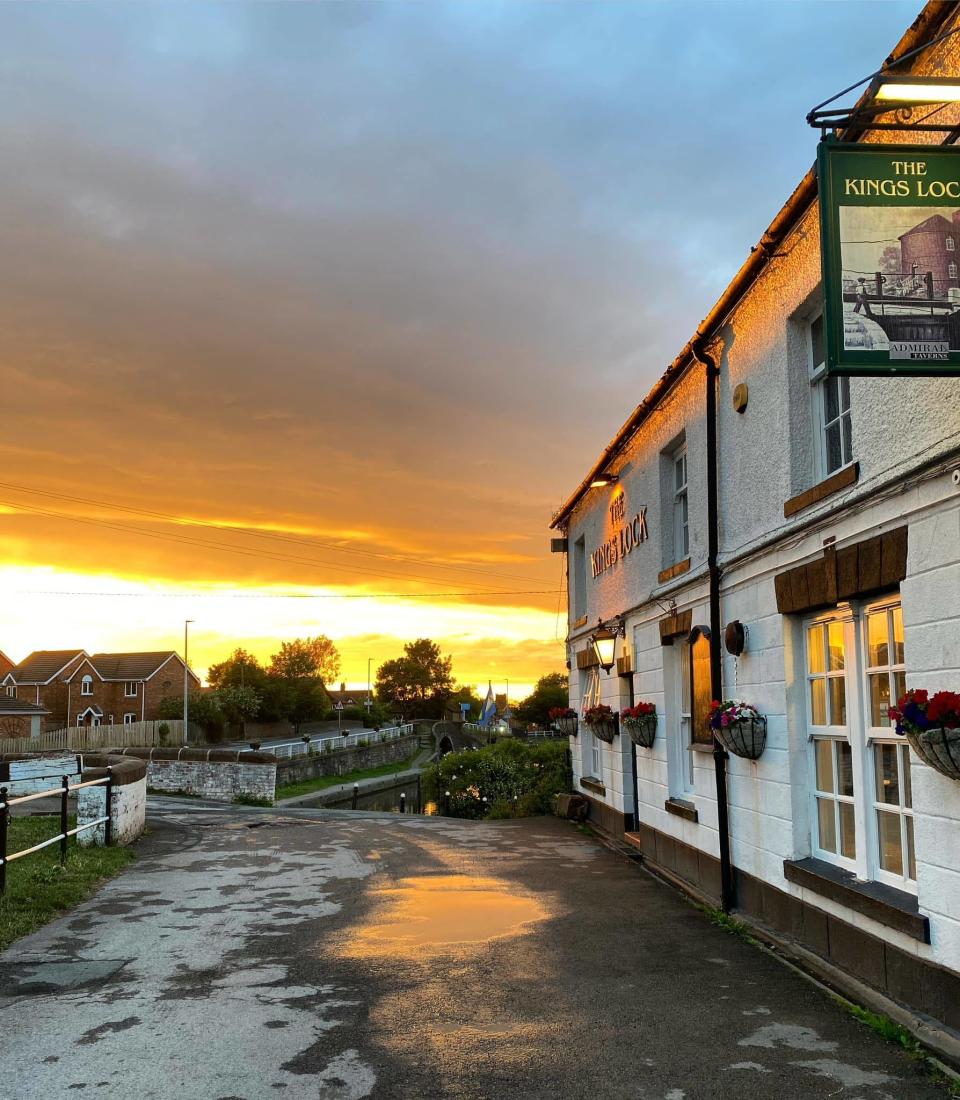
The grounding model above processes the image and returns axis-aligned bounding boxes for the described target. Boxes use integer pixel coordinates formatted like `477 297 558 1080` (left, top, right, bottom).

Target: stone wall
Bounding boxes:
275 734 420 787
116 747 277 802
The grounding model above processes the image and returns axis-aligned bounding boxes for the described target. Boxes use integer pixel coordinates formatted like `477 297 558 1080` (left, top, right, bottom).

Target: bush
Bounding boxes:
157 722 171 746
423 739 571 820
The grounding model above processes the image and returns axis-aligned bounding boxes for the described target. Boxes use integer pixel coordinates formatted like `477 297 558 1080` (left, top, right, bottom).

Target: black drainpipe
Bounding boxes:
693 341 735 914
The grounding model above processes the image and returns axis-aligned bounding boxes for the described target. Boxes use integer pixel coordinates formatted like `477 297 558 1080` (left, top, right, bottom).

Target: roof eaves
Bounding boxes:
549 1 958 531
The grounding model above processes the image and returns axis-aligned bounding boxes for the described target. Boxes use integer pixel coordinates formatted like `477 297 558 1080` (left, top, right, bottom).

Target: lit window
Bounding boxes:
124 681 138 697
581 668 603 778
673 446 689 561
809 313 852 478
804 601 914 889
81 675 93 696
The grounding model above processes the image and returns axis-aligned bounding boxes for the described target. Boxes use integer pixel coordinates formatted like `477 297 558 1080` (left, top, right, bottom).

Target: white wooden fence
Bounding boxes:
269 724 415 760
0 720 184 756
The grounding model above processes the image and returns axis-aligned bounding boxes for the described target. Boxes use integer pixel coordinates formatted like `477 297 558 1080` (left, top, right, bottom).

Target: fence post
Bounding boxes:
60 775 70 865
443 790 450 817
399 792 406 814
352 783 359 810
104 767 114 846
0 785 8 895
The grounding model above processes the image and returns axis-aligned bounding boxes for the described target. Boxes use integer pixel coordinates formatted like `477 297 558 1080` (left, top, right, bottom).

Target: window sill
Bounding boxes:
665 797 698 823
783 463 859 519
783 857 928 942
658 558 691 585
579 776 606 796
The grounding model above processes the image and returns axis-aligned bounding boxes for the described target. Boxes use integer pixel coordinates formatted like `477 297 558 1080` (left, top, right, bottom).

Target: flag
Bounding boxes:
479 681 497 727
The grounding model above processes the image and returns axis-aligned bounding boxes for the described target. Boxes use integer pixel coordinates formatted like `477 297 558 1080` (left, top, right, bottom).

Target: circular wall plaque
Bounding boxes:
732 383 749 414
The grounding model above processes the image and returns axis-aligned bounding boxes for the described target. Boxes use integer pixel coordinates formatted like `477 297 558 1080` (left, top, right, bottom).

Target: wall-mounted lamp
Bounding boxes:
591 617 625 672
589 473 618 489
871 75 960 106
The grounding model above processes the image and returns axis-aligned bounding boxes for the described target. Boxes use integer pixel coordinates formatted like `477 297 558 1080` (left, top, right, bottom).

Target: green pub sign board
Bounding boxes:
818 140 960 376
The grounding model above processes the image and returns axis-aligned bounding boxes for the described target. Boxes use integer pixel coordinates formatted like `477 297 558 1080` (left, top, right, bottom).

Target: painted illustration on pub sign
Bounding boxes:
818 141 960 376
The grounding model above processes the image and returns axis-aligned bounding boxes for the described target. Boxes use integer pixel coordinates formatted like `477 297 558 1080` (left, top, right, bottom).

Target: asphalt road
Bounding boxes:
0 807 948 1099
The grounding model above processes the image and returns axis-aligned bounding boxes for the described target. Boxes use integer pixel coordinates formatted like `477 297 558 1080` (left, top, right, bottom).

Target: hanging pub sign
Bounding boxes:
818 140 960 377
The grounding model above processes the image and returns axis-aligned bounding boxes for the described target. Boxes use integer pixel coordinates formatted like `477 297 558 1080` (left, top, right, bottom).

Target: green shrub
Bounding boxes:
423 739 571 820
156 722 171 746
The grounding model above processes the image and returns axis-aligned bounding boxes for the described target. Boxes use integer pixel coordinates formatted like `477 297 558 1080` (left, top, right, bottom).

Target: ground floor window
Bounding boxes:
123 713 137 725
803 597 914 891
580 667 603 779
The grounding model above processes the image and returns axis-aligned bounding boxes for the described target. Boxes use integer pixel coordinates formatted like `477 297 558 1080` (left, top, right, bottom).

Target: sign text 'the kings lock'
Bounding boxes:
591 492 649 579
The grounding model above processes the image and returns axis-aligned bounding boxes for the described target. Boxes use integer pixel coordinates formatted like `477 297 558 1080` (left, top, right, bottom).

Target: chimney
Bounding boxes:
340 681 346 693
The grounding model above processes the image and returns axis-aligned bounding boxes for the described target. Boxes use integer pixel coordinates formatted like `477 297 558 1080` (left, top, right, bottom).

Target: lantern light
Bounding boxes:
591 619 624 672
589 473 618 489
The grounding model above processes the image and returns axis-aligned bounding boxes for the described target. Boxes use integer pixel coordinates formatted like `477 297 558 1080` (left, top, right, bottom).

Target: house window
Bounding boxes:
124 681 138 697
581 668 602 778
950 262 958 280
81 675 93 696
669 639 694 795
573 537 587 622
673 445 689 561
4 685 12 698
947 235 955 251
809 313 853 478
123 713 137 725
804 600 914 889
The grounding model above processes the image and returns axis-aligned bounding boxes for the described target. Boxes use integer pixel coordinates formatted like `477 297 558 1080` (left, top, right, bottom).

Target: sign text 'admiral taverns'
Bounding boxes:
591 492 648 579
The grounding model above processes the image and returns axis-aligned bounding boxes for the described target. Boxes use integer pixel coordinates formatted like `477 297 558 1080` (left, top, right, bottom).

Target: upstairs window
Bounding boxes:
809 312 852 479
81 675 93 696
124 681 138 697
673 445 689 561
950 262 958 280
947 235 956 251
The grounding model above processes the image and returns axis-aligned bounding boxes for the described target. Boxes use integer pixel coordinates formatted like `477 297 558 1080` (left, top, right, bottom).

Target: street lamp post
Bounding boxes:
366 657 373 715
183 620 194 745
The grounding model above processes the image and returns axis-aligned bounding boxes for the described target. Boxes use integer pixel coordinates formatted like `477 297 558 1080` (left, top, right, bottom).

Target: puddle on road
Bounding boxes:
342 874 547 956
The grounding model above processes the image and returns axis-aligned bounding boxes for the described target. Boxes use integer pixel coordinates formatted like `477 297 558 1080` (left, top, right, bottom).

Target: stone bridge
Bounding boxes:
432 721 484 757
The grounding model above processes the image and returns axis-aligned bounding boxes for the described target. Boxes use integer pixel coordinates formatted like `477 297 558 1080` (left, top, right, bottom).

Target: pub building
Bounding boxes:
551 2 960 1046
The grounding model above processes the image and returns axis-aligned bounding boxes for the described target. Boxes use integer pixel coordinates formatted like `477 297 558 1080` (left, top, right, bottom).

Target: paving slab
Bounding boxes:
0 809 948 1099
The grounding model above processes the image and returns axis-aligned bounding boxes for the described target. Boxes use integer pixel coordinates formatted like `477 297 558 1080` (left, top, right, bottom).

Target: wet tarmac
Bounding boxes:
0 806 948 1099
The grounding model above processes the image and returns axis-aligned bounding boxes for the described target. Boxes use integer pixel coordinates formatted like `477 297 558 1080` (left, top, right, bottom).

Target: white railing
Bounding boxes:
270 724 415 760
1 720 184 755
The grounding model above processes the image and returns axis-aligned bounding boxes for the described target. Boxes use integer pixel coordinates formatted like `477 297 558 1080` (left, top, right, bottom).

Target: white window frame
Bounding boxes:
124 681 138 698
667 640 695 798
803 599 915 892
950 262 958 280
808 310 853 480
123 712 137 725
672 444 689 562
581 668 603 780
81 675 93 696
4 685 13 698
947 235 956 251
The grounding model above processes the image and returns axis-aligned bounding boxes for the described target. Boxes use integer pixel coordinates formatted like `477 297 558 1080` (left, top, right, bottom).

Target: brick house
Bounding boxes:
2 649 201 730
0 650 14 680
0 697 50 740
899 211 960 292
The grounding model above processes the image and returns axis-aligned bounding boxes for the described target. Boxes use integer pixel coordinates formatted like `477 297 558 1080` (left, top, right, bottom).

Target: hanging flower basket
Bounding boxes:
892 689 960 781
621 702 657 748
583 705 618 743
709 700 767 760
549 707 578 738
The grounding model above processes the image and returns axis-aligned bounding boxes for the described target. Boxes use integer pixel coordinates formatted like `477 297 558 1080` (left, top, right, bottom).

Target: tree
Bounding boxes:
513 672 569 728
375 638 455 718
158 692 225 741
268 636 340 683
208 648 265 691
878 244 902 275
216 684 262 735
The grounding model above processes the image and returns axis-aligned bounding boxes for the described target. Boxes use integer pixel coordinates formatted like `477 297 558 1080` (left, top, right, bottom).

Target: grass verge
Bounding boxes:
275 753 420 801
0 815 136 952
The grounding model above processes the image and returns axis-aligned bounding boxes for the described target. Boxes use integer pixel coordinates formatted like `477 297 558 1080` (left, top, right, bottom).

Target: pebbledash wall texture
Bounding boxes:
552 3 960 1045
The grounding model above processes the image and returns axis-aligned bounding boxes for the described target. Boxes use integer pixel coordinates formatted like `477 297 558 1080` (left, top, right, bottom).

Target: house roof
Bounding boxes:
0 697 50 715
89 652 188 681
900 212 955 239
11 650 86 684
549 1 955 530
327 689 368 706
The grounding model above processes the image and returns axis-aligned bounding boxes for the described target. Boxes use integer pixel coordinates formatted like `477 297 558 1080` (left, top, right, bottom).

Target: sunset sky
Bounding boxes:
0 2 916 694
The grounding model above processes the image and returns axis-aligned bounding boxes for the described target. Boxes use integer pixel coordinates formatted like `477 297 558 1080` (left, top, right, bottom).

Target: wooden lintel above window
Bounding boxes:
576 648 599 670
783 462 859 519
616 654 633 676
659 608 693 646
774 526 907 616
658 558 691 585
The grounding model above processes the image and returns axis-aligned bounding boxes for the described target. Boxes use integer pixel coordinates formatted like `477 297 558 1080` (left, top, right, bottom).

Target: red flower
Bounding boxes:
927 691 960 728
